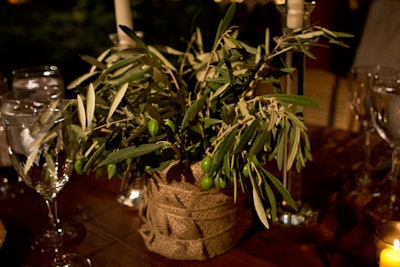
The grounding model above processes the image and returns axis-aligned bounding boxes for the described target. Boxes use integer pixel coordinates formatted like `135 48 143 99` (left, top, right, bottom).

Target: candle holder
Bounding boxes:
276 0 316 35
116 176 145 208
271 0 318 226
375 221 400 266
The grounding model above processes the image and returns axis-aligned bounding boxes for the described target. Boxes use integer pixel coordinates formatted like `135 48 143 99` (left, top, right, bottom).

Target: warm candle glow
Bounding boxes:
7 0 30 4
380 239 400 267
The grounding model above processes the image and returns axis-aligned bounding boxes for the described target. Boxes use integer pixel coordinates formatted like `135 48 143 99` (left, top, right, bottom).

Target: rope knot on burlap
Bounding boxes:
138 160 253 260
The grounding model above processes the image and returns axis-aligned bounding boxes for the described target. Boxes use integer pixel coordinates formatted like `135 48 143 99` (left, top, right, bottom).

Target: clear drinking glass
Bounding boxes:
0 72 21 199
11 65 64 99
370 77 400 221
347 65 398 196
1 98 91 266
10 66 85 247
0 65 65 199
0 88 86 250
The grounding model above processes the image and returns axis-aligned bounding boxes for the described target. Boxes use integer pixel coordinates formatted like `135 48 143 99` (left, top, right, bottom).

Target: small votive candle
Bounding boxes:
380 239 400 267
375 221 400 267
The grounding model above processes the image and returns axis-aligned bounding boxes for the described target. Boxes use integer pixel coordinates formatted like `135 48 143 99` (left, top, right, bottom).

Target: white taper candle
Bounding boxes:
114 0 134 46
287 0 304 29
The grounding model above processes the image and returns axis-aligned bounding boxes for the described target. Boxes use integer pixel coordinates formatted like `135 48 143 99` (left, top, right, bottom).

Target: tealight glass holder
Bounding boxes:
116 176 145 208
375 221 400 266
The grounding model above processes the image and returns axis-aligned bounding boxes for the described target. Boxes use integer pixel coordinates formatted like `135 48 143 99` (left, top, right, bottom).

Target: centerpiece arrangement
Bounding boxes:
67 3 350 260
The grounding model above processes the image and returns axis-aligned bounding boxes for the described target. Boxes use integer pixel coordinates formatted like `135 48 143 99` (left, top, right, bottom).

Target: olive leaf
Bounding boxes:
264 181 276 221
77 94 86 131
148 45 177 72
181 95 206 129
45 152 57 178
270 94 320 108
296 31 324 39
209 127 238 177
67 71 101 89
80 55 107 70
287 126 300 169
83 143 105 173
250 175 270 229
213 3 236 49
106 65 151 86
24 140 41 175
260 167 297 211
119 25 147 49
104 54 145 74
86 83 95 129
248 126 270 158
232 120 257 155
90 48 112 73
99 143 165 166
107 82 128 122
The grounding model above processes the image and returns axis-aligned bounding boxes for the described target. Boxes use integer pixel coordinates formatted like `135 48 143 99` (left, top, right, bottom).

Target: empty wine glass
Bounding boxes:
370 77 400 221
1 98 91 266
347 65 398 196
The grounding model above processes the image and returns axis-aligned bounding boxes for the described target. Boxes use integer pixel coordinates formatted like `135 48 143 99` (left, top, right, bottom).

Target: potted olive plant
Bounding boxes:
68 4 350 260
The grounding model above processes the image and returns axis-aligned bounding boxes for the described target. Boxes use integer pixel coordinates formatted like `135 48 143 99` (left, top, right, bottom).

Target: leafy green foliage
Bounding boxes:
67 3 351 227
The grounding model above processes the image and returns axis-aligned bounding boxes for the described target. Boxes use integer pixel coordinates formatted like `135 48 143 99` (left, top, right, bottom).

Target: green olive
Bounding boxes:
242 163 250 177
107 163 116 179
201 175 213 190
165 119 176 133
74 158 85 175
251 155 260 167
125 158 132 166
201 156 212 173
148 119 160 137
218 178 227 189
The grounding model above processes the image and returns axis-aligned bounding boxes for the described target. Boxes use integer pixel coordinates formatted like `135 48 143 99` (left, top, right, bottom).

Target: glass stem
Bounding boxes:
363 128 372 173
390 147 400 209
44 197 62 262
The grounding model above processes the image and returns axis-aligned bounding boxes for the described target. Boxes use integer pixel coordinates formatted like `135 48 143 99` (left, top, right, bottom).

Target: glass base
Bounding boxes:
33 222 86 250
116 177 145 208
44 253 92 267
342 176 382 198
365 195 400 223
0 168 25 200
116 187 144 208
271 201 318 226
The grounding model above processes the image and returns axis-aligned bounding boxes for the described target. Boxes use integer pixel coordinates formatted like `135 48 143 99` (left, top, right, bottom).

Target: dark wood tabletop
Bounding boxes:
0 125 394 267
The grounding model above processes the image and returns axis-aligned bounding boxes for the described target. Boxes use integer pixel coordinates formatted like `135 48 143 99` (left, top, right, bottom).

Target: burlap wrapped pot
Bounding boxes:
138 160 253 261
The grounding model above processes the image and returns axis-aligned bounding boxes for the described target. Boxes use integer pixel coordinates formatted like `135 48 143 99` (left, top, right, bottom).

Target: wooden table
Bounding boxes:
0 126 394 266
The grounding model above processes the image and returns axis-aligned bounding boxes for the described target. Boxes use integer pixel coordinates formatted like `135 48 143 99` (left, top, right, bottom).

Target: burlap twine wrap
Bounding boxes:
138 160 253 261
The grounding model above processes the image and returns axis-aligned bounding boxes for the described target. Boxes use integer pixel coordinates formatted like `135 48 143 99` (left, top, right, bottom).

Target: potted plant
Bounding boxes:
67 3 351 260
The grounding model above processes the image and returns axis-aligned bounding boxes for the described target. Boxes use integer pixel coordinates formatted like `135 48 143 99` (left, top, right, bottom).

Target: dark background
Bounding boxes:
0 0 373 85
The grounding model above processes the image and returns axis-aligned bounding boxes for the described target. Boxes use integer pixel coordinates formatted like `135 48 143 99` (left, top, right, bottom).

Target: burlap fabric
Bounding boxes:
138 160 253 261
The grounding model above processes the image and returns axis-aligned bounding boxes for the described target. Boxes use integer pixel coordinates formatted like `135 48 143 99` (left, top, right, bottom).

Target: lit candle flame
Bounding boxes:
394 239 400 249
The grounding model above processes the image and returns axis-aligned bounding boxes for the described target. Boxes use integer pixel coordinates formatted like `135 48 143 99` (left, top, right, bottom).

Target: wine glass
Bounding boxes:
0 65 65 199
370 77 400 221
1 98 91 266
11 65 64 99
11 66 85 248
347 65 398 196
0 72 22 199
